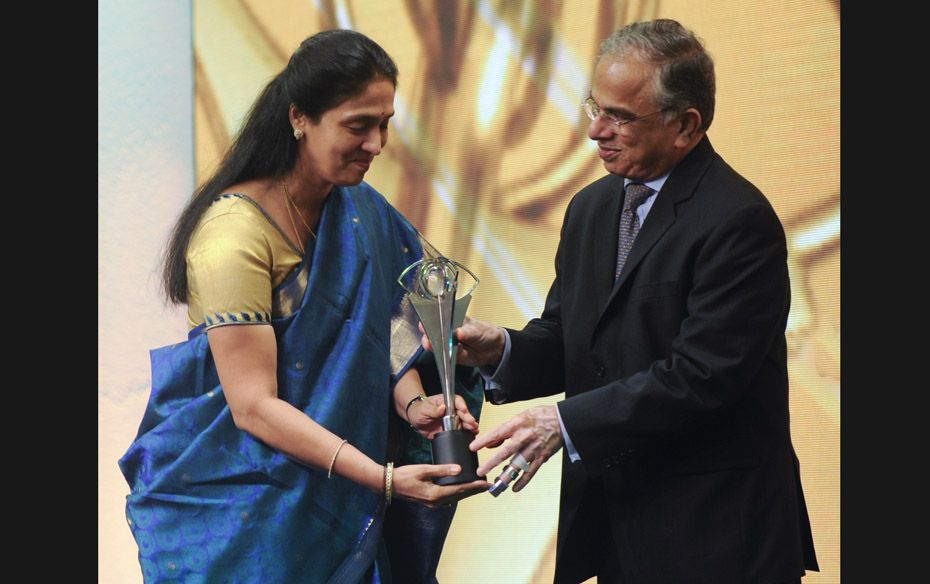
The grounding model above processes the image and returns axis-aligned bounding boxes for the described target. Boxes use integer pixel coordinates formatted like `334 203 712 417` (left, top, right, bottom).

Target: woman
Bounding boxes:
119 29 487 583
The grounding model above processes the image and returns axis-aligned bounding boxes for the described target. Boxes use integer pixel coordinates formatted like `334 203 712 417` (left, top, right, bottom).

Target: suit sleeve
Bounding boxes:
502 199 573 402
557 202 790 467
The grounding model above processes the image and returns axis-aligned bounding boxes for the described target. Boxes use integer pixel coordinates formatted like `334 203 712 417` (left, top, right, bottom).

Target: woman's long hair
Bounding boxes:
162 29 398 304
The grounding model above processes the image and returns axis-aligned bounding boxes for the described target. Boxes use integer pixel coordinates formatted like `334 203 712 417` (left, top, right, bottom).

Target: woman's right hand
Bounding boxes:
391 464 489 508
408 394 479 439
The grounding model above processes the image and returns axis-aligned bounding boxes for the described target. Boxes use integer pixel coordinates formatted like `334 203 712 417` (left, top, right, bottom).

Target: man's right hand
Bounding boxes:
420 316 506 368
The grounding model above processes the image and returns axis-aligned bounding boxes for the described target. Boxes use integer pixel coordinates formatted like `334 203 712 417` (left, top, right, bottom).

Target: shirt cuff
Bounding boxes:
479 328 512 404
556 402 581 463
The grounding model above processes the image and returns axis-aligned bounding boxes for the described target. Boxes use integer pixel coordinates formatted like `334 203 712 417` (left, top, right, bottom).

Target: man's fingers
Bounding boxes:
470 432 505 451
469 419 515 451
475 443 523 477
471 413 527 451
512 456 545 492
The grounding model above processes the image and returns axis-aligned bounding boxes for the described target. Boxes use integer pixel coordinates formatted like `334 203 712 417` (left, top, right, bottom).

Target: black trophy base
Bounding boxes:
430 429 480 485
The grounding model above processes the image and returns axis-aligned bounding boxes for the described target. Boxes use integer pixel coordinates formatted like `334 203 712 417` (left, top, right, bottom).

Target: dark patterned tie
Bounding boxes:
615 182 654 280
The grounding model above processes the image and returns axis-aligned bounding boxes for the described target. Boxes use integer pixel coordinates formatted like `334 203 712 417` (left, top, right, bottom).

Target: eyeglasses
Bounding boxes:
581 96 667 128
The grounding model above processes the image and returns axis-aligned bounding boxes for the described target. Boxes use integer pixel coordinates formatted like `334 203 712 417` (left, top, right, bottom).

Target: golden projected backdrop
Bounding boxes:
194 1 839 582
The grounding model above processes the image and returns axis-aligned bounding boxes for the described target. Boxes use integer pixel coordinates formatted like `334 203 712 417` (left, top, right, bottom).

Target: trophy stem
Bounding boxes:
438 293 457 431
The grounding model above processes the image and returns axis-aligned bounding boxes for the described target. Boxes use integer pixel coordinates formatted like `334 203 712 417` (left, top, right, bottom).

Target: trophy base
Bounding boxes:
430 429 481 485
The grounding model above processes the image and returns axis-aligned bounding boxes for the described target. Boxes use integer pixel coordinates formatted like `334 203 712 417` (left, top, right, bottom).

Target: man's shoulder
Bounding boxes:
572 173 624 206
699 156 772 211
672 138 772 211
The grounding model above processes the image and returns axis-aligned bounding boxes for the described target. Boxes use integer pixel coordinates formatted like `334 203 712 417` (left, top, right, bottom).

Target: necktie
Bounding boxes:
615 183 653 280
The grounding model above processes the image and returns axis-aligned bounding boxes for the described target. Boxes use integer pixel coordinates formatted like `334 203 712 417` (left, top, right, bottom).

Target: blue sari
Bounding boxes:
119 183 425 583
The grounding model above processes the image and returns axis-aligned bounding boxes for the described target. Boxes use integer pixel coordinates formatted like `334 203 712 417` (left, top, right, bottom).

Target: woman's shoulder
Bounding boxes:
200 178 275 219
197 177 284 235
201 192 265 222
188 193 274 262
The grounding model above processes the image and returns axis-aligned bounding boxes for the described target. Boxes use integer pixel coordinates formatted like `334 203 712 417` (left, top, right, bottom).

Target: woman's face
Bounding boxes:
295 78 396 190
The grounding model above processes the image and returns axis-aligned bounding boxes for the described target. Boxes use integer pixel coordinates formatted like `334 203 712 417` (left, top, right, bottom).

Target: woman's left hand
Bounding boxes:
408 394 478 439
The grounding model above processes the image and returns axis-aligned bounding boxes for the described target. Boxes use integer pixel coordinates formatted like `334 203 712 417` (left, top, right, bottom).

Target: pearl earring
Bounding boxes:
293 128 304 140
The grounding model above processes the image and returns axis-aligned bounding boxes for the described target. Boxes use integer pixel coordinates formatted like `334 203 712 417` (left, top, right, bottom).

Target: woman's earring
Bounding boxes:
293 127 304 140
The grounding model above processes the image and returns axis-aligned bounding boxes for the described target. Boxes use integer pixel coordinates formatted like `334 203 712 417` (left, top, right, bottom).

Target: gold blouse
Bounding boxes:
186 193 303 329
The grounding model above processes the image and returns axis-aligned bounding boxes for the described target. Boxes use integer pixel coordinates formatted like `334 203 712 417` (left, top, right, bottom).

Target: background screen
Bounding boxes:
99 1 839 582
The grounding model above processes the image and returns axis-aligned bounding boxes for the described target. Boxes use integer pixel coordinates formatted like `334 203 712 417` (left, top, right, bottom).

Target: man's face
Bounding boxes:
587 56 683 181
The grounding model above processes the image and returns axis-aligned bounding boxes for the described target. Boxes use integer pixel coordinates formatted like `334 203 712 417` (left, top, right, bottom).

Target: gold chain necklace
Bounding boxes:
281 179 317 254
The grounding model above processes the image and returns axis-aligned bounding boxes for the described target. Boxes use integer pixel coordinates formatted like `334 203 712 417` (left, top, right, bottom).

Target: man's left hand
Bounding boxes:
469 405 564 492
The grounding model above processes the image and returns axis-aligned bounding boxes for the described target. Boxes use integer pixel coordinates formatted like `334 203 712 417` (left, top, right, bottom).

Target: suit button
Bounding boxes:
595 365 605 377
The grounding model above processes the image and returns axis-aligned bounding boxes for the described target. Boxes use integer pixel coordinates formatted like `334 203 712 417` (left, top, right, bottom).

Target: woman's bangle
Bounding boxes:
404 394 426 423
384 462 394 506
327 439 349 479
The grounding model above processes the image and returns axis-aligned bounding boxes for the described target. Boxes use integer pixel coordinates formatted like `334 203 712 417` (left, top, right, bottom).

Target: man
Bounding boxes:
444 18 819 584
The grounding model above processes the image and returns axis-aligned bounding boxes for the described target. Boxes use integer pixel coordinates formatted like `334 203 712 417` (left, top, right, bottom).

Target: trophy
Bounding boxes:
398 256 481 485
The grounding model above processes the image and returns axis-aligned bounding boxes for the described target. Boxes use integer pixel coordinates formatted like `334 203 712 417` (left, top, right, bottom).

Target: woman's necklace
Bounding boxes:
281 179 317 254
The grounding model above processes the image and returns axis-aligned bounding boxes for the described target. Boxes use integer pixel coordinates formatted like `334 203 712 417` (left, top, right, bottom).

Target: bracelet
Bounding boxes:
384 462 394 506
327 439 349 479
404 394 426 423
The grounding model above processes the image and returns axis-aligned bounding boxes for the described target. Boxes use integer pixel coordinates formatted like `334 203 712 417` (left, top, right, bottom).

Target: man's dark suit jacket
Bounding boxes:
503 137 819 583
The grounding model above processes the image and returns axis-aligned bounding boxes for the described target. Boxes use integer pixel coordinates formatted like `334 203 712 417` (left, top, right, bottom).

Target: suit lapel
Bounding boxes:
595 137 717 329
593 175 626 312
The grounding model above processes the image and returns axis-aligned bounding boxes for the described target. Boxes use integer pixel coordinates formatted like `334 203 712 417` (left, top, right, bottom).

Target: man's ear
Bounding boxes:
674 108 703 147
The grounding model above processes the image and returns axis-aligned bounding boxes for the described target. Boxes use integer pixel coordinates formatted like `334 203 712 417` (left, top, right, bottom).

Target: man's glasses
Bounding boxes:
582 96 667 128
